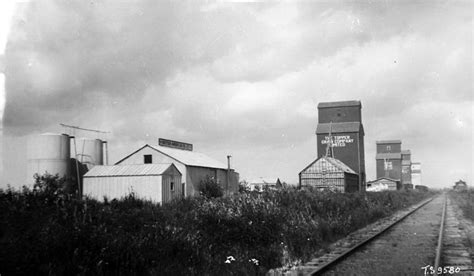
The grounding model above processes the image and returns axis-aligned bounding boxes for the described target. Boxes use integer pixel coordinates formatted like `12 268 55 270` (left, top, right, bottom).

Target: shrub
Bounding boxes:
198 175 223 198
0 176 433 275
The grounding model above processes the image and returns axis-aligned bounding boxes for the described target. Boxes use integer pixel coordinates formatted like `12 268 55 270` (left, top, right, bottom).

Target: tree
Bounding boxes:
198 176 223 198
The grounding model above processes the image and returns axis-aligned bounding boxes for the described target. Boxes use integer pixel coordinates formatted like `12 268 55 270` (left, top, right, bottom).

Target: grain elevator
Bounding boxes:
316 100 366 190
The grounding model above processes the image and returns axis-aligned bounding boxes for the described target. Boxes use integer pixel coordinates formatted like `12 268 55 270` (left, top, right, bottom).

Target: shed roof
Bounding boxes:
368 177 399 184
115 144 228 169
376 140 402 144
84 163 180 177
300 156 357 175
401 150 411 154
318 101 361 108
376 153 402 159
316 122 362 134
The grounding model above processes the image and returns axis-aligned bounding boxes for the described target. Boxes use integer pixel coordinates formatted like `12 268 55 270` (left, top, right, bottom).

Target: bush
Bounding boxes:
0 176 433 275
449 189 474 221
198 175 223 198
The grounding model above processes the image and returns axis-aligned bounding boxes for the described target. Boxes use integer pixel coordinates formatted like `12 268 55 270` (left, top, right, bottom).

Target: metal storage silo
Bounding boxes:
26 133 71 184
75 138 104 169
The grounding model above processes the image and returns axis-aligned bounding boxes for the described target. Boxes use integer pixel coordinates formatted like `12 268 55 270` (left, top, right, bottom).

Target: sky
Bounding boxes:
0 0 472 188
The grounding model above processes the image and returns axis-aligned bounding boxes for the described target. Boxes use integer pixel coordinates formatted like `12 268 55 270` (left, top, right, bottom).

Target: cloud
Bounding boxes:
2 0 472 188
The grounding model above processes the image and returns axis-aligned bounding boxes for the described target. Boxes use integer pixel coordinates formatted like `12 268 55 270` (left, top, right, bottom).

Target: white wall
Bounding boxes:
83 175 162 202
117 147 188 195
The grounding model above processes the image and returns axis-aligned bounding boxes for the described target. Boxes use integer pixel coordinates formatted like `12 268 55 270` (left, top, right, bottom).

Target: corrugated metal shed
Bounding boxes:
316 122 361 134
84 163 180 177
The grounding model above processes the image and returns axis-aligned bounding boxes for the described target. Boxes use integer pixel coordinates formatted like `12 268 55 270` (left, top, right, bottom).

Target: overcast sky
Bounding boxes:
1 0 472 188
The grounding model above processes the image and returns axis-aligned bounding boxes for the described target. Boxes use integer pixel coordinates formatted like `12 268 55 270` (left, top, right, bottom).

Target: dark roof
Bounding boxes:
376 153 402 159
376 140 402 144
316 122 362 134
317 100 361 109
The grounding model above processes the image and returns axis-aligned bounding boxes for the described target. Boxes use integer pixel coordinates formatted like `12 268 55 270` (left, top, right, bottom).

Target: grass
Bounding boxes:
449 189 474 221
0 175 433 275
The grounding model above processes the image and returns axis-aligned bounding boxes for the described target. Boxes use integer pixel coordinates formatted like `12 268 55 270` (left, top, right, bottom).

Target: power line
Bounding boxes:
60 123 110 134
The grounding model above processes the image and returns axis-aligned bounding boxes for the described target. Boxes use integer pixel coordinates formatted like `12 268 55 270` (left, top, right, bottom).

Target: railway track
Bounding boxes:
268 193 474 276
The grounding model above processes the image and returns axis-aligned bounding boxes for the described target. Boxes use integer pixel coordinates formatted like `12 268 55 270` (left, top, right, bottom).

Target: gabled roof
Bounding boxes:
115 144 228 169
376 153 402 159
299 156 357 175
84 163 180 177
368 177 399 184
316 122 362 134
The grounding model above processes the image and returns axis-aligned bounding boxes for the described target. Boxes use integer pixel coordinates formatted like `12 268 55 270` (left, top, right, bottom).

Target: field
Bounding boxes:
0 176 433 275
449 189 474 221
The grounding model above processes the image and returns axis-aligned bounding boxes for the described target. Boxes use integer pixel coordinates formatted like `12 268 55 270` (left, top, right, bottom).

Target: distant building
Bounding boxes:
83 163 182 203
367 177 399 192
411 162 422 187
299 156 359 193
401 150 412 185
248 177 282 191
115 142 239 197
376 140 402 181
316 101 366 191
453 180 467 192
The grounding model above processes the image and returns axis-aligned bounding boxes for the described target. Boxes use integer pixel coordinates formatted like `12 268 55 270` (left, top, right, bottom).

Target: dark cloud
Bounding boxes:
1 0 472 188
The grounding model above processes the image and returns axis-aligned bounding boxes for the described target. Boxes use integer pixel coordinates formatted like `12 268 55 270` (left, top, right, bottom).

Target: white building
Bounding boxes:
115 144 239 196
411 162 422 187
83 163 182 203
367 177 398 192
247 177 282 191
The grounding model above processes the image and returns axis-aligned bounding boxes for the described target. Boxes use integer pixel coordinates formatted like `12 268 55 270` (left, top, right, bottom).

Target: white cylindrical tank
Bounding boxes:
74 138 104 169
26 133 71 184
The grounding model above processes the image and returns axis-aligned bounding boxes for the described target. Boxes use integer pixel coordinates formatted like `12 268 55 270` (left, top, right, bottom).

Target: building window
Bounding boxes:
144 154 152 164
384 161 393 170
170 182 175 191
386 145 391 151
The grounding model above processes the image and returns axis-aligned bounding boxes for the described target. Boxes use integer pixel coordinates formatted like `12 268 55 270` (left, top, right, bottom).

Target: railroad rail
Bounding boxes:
284 193 473 276
269 193 474 275
267 196 435 275
438 195 473 275
302 197 435 275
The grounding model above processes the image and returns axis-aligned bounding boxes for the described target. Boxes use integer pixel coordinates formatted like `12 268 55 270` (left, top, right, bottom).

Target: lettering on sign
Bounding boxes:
159 138 193 151
321 135 354 147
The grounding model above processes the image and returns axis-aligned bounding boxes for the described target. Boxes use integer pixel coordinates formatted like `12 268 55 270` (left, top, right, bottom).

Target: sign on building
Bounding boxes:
158 138 193 151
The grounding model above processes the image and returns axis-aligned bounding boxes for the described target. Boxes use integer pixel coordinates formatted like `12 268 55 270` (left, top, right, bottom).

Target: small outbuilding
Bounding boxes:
366 177 399 192
299 156 359 193
453 180 467 192
83 163 182 203
248 177 282 191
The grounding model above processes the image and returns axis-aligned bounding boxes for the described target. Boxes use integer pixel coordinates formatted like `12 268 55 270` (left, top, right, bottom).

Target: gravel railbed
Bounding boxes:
319 195 445 276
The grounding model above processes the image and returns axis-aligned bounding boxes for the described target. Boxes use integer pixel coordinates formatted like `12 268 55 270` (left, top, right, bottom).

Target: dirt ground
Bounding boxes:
321 195 445 276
